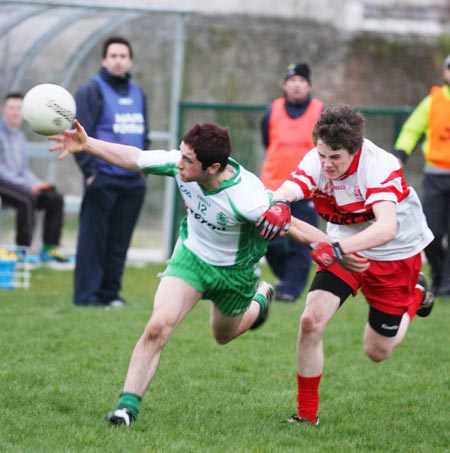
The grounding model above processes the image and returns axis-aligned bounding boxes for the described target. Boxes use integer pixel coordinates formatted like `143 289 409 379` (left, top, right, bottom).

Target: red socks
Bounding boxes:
297 373 322 423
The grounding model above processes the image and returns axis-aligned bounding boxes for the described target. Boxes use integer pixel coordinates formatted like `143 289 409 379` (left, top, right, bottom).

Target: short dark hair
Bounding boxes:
182 124 232 171
102 36 133 59
3 92 23 103
312 104 365 155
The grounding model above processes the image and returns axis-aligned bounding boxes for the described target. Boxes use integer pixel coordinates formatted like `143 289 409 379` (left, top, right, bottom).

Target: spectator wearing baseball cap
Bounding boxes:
260 62 324 302
284 62 311 83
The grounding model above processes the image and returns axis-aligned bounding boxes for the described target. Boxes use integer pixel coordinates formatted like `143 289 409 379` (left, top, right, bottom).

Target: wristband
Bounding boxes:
273 199 290 207
331 242 345 261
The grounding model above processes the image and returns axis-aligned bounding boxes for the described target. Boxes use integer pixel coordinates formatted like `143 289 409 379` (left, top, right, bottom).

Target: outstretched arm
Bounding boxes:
48 119 142 172
297 202 397 273
288 217 328 243
273 182 299 203
257 182 301 240
288 217 370 273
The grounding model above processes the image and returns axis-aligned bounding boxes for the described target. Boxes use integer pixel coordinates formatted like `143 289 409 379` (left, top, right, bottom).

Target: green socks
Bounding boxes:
253 293 268 319
117 392 142 420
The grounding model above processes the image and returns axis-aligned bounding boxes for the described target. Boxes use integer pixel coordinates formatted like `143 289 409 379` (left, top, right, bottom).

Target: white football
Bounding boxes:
23 83 76 136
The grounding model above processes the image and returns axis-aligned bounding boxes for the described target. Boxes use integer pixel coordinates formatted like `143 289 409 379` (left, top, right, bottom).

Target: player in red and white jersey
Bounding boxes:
288 130 431 261
258 104 435 426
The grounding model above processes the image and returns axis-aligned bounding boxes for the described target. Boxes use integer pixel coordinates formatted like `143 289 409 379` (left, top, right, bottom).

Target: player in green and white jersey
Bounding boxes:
138 148 270 269
50 120 346 426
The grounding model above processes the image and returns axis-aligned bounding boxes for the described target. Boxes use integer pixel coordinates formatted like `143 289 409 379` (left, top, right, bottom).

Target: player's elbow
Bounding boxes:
384 222 397 243
376 220 397 245
365 344 392 362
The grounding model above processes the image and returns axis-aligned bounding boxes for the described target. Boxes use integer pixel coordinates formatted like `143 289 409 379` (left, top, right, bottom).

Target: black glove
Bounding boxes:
392 149 408 164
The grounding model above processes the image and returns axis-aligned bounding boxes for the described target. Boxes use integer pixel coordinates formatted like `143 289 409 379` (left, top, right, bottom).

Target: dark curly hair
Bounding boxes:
182 123 231 171
312 104 365 155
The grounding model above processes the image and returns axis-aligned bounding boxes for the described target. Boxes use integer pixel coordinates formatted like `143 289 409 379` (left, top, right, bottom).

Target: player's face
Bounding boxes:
283 76 311 103
316 139 355 180
177 142 207 182
2 97 23 130
102 43 133 77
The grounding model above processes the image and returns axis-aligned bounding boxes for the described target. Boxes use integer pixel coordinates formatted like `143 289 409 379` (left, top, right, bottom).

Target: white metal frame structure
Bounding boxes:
0 0 195 258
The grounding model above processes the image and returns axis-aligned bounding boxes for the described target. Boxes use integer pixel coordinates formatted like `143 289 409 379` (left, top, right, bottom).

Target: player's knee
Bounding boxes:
142 318 170 345
213 331 233 345
300 311 324 337
364 343 391 362
365 307 400 361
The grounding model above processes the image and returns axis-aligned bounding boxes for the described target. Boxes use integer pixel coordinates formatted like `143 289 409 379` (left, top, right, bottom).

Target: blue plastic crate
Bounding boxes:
0 259 17 290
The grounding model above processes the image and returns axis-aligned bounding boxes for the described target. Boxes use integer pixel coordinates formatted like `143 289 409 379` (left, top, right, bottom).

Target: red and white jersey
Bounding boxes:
285 138 433 260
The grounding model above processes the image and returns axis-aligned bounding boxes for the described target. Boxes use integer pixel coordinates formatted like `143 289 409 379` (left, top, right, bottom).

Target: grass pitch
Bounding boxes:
0 263 448 452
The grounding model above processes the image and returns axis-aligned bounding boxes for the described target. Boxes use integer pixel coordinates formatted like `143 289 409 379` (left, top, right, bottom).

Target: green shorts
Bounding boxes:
161 243 259 317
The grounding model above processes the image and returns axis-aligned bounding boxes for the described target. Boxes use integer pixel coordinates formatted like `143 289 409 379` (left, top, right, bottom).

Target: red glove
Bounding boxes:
309 242 345 268
256 200 291 240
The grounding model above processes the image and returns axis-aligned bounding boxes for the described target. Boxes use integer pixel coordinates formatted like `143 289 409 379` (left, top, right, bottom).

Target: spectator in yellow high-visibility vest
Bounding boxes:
394 55 450 297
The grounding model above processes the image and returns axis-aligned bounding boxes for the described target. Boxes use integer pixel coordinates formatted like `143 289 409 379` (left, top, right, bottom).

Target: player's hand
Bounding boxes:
309 241 345 268
340 253 370 273
48 119 88 160
256 200 291 240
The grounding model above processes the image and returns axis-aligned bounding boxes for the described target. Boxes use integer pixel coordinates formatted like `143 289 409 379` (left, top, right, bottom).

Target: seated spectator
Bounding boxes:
0 92 71 263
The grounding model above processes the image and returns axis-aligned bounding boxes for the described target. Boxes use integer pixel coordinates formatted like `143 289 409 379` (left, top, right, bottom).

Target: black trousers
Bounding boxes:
422 172 450 295
0 182 64 247
74 173 146 305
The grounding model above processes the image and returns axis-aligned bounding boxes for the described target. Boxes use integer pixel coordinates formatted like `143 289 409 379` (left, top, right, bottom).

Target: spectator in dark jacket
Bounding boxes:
73 36 150 307
260 62 324 302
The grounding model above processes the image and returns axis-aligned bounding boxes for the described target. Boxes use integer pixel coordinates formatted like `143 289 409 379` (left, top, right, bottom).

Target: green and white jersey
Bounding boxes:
138 150 271 266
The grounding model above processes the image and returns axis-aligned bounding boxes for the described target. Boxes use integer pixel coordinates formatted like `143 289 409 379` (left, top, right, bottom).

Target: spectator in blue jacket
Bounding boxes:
73 36 150 307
